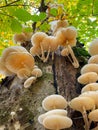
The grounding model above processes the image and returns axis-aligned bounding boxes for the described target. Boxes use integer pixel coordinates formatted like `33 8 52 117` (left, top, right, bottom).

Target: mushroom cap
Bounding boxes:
53 20 69 34
88 109 98 122
24 76 37 88
88 38 98 56
42 94 67 111
81 83 98 93
32 68 42 77
1 46 27 63
80 91 98 108
88 55 98 64
77 72 98 84
69 96 95 112
81 64 98 74
0 58 14 76
30 46 41 56
17 68 31 79
31 32 47 46
38 109 67 124
43 115 72 130
5 52 35 73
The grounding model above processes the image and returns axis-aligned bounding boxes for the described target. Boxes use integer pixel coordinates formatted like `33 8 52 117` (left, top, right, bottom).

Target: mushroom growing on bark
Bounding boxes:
43 115 73 130
81 83 98 93
38 109 67 125
42 94 67 111
81 64 98 74
88 38 98 56
88 109 98 129
77 72 98 85
0 46 43 88
69 96 95 130
88 55 98 64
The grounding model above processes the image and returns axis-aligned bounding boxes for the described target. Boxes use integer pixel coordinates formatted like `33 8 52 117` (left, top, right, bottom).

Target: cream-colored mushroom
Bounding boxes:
81 64 98 74
81 83 98 93
80 91 98 108
77 72 98 85
42 94 67 111
5 52 35 74
24 76 37 88
38 109 67 125
88 38 98 56
88 55 98 64
69 96 95 130
43 115 73 130
53 20 69 35
88 109 98 129
32 68 42 78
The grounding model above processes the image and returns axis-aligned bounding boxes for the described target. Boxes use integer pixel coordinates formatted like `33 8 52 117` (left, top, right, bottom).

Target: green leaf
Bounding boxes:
39 12 47 21
12 8 32 22
10 19 22 33
31 14 40 22
50 8 58 16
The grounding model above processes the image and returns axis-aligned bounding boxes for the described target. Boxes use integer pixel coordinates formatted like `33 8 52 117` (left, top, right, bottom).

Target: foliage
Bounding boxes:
0 0 98 55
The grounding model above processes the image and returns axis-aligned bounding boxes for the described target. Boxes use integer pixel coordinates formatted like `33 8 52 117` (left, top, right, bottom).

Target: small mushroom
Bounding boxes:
32 68 42 78
42 94 67 111
88 38 98 56
43 115 72 130
88 55 98 64
88 109 98 129
69 96 95 130
81 64 98 74
38 109 67 124
24 76 37 88
81 83 98 93
77 72 98 85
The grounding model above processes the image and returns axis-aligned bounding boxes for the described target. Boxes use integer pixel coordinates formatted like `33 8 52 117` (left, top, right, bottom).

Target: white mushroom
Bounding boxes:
42 94 67 111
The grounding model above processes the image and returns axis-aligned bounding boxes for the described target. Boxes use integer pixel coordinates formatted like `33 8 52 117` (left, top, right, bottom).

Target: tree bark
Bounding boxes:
0 52 85 130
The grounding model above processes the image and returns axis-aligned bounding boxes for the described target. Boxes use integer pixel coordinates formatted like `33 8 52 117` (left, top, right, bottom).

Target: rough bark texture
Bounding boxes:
0 52 85 130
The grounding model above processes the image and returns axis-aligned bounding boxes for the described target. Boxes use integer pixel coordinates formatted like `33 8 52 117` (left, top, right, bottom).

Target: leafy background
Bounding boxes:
0 0 98 55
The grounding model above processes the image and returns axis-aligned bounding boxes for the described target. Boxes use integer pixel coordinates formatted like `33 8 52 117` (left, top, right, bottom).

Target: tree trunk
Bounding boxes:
0 52 84 130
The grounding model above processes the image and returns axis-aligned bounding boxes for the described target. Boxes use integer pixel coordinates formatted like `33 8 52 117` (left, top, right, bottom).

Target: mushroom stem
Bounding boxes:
67 45 79 68
82 106 89 130
44 47 51 62
40 45 45 61
52 52 54 60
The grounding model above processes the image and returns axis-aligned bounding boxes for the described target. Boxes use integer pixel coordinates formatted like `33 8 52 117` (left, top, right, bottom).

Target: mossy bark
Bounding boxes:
0 53 84 130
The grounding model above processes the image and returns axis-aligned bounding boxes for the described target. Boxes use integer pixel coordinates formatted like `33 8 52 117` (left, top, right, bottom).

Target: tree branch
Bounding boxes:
0 0 20 8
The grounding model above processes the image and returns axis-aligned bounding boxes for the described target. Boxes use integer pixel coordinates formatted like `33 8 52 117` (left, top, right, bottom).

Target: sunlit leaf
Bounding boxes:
10 19 22 33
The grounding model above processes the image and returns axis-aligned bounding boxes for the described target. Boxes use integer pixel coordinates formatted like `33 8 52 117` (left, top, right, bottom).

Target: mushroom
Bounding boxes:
88 38 98 56
88 55 98 64
79 91 98 108
53 20 69 35
5 52 35 75
42 94 67 111
81 83 98 93
88 109 98 129
38 109 67 125
77 72 98 85
43 115 72 130
24 76 37 88
13 32 32 44
32 68 42 78
81 64 98 74
69 96 95 130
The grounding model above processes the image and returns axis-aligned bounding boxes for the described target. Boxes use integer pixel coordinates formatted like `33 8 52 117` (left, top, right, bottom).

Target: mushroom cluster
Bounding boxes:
0 46 42 88
73 38 98 130
30 20 79 68
38 94 73 130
